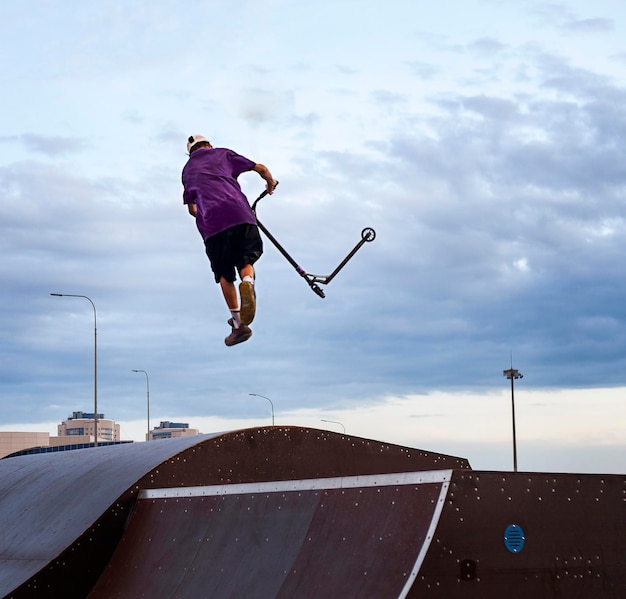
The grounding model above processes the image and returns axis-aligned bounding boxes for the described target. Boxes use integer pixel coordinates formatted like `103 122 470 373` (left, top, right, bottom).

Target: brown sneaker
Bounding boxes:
224 320 252 346
239 281 256 325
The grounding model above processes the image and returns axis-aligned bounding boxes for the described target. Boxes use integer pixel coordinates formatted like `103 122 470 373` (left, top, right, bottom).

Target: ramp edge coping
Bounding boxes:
398 472 450 598
139 469 453 499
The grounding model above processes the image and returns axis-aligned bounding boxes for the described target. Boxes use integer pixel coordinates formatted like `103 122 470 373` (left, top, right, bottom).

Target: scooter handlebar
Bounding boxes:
251 181 278 213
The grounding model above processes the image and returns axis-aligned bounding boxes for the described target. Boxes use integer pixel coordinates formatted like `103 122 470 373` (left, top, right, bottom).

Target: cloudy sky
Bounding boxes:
1 0 625 474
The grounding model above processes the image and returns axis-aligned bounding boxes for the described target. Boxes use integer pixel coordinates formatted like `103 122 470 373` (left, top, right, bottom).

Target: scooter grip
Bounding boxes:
259 180 279 200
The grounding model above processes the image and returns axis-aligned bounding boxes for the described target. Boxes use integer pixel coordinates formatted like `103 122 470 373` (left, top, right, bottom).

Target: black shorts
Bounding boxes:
204 224 263 283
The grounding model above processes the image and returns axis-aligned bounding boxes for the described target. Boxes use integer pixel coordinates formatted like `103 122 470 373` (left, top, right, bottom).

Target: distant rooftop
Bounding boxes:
68 411 105 420
155 421 189 429
3 440 133 459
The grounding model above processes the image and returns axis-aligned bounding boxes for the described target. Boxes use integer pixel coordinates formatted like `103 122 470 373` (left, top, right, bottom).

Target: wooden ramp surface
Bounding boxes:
89 472 451 598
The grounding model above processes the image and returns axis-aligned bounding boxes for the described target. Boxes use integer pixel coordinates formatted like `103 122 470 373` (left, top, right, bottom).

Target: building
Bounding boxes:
58 411 121 443
0 412 126 459
148 421 200 441
0 430 128 460
0 432 50 460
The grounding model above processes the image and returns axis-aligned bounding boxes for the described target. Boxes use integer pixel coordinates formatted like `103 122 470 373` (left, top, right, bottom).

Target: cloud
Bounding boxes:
466 37 508 55
234 88 296 126
406 61 439 80
6 54 625 418
1 0 626 478
563 18 614 33
0 135 89 157
308 56 626 390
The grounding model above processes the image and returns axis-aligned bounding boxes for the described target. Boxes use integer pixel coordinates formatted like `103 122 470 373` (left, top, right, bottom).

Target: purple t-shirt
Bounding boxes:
182 147 257 239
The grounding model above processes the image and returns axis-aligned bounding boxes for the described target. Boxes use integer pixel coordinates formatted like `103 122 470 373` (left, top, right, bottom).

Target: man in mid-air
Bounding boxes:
182 134 277 346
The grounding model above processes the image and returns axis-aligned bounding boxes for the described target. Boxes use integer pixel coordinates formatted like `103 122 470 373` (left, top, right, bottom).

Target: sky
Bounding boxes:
1 0 625 474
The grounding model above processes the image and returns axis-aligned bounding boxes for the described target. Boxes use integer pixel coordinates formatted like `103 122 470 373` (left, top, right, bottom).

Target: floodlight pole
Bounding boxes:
503 366 523 472
51 293 98 447
132 370 150 439
249 393 275 426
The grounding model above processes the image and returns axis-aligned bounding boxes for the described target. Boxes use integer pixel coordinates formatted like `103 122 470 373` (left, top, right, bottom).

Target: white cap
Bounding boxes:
187 134 208 153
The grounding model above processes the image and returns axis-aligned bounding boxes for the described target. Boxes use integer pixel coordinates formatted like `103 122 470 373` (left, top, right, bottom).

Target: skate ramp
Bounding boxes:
1 426 467 598
3 426 624 598
88 468 626 599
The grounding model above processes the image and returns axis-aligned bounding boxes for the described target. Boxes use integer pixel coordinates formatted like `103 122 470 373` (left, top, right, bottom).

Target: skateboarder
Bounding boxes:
182 135 277 346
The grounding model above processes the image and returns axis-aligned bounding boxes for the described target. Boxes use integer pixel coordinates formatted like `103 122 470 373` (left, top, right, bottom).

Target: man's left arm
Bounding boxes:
253 163 277 194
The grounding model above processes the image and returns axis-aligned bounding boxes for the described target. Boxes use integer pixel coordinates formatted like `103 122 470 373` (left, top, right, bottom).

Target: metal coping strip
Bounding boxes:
139 469 452 500
397 476 451 599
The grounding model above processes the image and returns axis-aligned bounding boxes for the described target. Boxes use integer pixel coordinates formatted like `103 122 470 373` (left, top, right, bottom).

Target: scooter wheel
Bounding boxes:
361 227 376 242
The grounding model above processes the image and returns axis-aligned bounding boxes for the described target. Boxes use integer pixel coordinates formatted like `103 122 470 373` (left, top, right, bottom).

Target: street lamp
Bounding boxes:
132 370 150 440
503 366 523 472
51 293 99 447
321 419 346 434
249 393 274 426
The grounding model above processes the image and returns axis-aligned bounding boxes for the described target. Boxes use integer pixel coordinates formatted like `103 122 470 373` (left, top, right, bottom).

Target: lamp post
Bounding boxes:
132 369 150 440
51 293 98 447
249 393 274 426
503 366 523 472
321 419 346 434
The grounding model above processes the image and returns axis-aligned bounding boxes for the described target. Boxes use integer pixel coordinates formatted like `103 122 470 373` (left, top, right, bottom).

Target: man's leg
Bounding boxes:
240 264 254 280
220 277 252 346
206 230 253 346
217 246 256 316
220 277 243 328
239 264 256 325
220 276 239 311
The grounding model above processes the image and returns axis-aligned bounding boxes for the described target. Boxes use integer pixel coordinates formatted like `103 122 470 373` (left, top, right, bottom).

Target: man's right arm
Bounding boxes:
187 202 197 217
